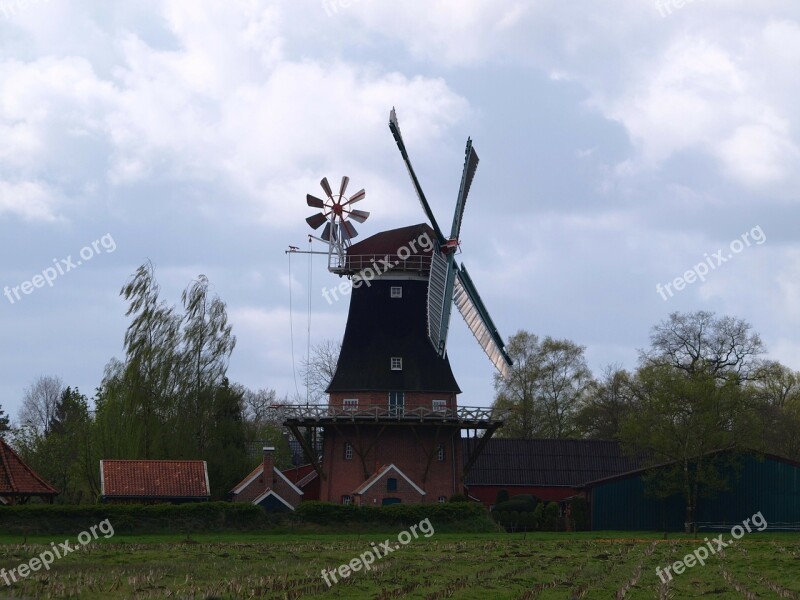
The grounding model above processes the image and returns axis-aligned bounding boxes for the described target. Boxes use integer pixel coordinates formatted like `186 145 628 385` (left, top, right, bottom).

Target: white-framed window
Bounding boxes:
389 391 404 417
438 496 447 504
390 286 403 298
342 495 351 505
437 444 445 461
432 399 446 413
344 442 353 460
343 398 358 411
391 357 403 371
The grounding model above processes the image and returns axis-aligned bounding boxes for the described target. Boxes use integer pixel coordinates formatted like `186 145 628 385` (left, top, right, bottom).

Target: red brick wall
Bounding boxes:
329 391 458 411
231 466 264 503
231 463 302 508
355 468 425 506
320 423 463 504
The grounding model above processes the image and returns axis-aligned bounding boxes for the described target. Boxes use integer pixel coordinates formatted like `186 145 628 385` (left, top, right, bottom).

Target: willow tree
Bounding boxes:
180 274 236 451
119 260 182 458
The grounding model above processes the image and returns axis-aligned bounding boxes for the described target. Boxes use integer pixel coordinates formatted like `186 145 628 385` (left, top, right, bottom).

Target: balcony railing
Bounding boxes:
271 404 506 425
331 254 433 275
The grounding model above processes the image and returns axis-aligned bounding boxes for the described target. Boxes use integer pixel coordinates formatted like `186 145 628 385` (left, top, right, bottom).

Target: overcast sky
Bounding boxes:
1 0 799 419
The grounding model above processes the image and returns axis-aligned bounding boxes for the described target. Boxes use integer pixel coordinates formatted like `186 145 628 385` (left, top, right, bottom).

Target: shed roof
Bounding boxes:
100 460 210 499
464 438 645 487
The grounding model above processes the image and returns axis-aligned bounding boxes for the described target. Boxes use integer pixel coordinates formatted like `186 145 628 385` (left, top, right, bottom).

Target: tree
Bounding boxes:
493 331 592 438
493 331 540 438
621 312 766 532
180 275 236 450
641 311 764 381
575 365 636 439
18 375 63 438
14 386 97 503
750 361 800 460
300 339 341 403
203 379 249 498
536 337 592 437
41 387 93 503
242 387 278 429
120 261 182 458
0 404 10 438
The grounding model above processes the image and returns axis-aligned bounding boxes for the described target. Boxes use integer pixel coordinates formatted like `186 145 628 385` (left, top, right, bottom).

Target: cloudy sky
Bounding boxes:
1 0 798 418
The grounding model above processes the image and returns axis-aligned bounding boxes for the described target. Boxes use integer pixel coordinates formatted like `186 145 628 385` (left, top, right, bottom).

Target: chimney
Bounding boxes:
263 447 275 491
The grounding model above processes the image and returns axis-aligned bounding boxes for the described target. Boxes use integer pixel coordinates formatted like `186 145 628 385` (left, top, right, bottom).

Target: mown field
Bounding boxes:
0 532 798 599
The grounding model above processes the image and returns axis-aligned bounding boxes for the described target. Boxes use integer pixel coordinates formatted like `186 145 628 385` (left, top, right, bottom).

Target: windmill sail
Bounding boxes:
389 107 513 378
451 139 479 240
453 265 512 378
427 246 449 354
389 109 445 243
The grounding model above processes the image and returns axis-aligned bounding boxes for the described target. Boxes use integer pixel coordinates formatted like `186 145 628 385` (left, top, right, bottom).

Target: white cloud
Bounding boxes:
0 180 60 221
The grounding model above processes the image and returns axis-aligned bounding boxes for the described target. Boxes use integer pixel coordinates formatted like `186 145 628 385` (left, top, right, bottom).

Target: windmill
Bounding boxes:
305 176 369 272
277 109 512 508
388 108 512 378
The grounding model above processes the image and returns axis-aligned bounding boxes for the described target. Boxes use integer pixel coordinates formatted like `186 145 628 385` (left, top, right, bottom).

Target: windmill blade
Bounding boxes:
341 220 358 240
339 176 350 197
453 264 513 378
345 189 366 205
320 177 333 199
348 209 370 223
321 222 336 242
306 213 327 229
427 244 452 355
388 108 445 244
450 139 479 241
307 194 325 209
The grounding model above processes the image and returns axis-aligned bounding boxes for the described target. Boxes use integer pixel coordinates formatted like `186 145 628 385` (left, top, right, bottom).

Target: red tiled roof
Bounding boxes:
101 460 210 499
0 438 58 496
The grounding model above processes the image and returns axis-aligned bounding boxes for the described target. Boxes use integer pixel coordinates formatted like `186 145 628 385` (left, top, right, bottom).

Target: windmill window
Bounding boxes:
437 445 445 461
387 477 398 492
390 286 403 298
432 399 446 413
344 442 353 460
390 357 403 370
342 495 351 505
438 496 447 504
389 392 404 416
343 398 358 411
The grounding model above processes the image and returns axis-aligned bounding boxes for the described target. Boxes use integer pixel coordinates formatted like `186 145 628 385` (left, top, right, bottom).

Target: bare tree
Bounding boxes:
300 339 341 403
242 387 278 428
641 311 764 381
18 375 64 437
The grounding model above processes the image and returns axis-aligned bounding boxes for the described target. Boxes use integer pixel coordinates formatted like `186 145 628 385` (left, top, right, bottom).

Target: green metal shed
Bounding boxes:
585 451 800 531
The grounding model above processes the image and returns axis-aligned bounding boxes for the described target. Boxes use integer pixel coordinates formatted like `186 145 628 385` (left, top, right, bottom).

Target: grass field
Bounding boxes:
0 531 798 599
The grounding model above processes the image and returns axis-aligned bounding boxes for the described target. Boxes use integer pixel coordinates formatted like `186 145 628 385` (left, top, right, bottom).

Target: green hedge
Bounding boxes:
0 501 497 536
0 502 270 536
295 501 491 528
